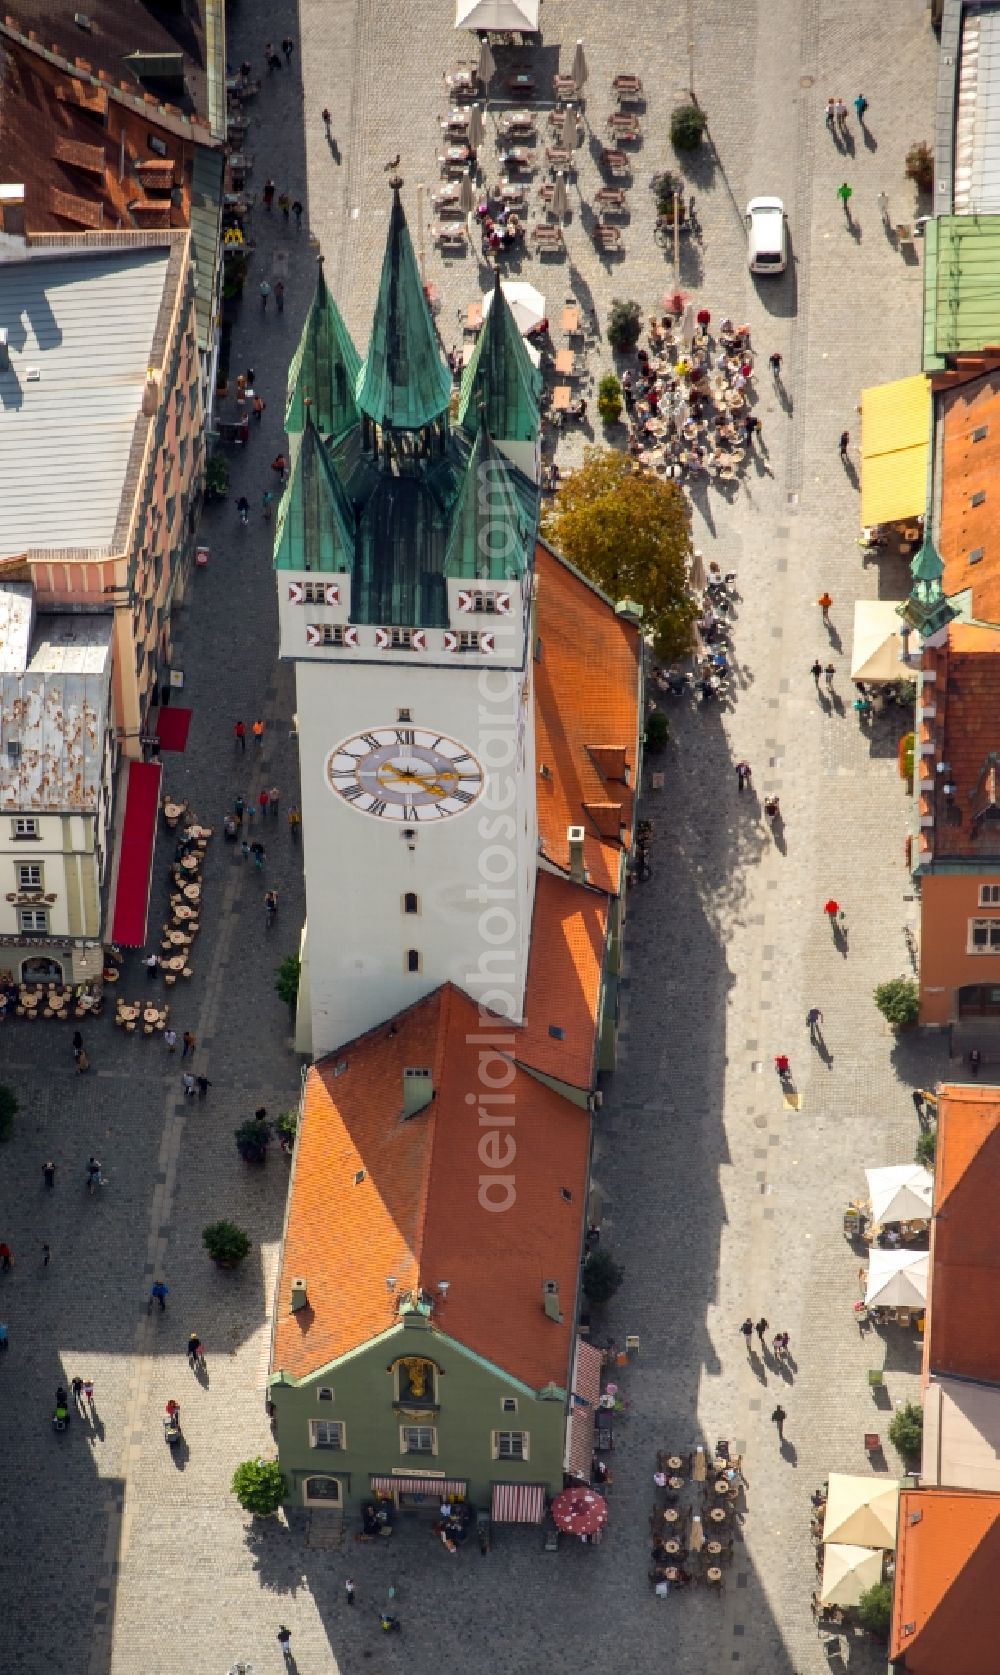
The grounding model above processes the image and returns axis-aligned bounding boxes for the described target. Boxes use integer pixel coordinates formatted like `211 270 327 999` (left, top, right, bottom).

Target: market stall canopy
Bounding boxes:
851 600 919 682
866 1247 929 1309
822 1475 900 1549
865 1164 933 1224
455 0 540 29
482 278 545 335
820 1542 884 1606
860 373 930 527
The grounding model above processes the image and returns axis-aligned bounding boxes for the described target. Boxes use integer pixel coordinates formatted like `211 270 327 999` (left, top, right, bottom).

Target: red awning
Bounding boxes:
491 1482 546 1524
111 761 162 946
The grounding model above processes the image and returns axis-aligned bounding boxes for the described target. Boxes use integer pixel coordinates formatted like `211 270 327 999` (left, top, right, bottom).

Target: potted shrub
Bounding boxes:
653 171 678 219
275 1109 298 1154
905 142 933 193
582 1247 624 1305
598 374 623 425
889 1401 923 1458
857 1580 893 1639
915 1127 936 1169
645 710 670 752
275 953 301 1011
606 298 643 355
0 1084 17 1143
235 1116 271 1166
671 103 707 153
231 1457 288 1517
204 455 230 502
203 1220 252 1267
873 976 919 1030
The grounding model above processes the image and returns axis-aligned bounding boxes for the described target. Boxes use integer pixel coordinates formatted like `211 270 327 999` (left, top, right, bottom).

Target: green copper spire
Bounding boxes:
896 530 960 640
355 182 452 432
285 258 361 440
442 421 529 581
458 270 542 441
274 411 355 573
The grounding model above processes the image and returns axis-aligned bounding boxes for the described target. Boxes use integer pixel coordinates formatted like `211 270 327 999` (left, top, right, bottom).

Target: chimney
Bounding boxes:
402 1066 434 1120
290 1277 308 1312
542 1280 562 1322
567 825 586 884
142 368 160 417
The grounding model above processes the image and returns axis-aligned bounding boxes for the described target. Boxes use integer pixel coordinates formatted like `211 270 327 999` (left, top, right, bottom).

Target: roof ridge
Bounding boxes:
413 983 459 1292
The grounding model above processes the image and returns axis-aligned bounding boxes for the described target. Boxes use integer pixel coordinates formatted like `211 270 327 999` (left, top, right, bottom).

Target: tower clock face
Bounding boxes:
325 726 485 821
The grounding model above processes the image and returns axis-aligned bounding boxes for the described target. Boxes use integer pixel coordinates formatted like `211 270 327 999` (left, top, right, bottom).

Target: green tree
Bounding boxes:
873 976 919 1029
915 1128 936 1169
857 1580 893 1638
905 142 933 191
889 1401 923 1458
597 374 623 424
235 1117 271 1165
582 1247 624 1305
275 953 301 1009
0 1084 18 1143
606 298 643 354
543 449 698 661
645 710 670 753
231 1457 288 1516
671 103 707 152
203 1220 252 1265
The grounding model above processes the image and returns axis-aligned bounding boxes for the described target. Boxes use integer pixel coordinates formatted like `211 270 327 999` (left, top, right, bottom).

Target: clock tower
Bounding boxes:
275 185 543 1058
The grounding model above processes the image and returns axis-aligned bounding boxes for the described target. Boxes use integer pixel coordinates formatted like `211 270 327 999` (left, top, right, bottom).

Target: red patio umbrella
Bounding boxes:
550 1485 609 1537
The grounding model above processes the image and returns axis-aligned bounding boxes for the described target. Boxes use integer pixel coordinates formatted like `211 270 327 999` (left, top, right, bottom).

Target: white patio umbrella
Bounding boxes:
550 171 568 219
477 36 496 86
822 1475 900 1549
571 39 588 92
560 104 578 152
680 302 696 349
482 279 545 334
459 169 476 214
467 104 485 152
455 0 539 29
865 1164 933 1224
865 1247 929 1310
820 1544 884 1607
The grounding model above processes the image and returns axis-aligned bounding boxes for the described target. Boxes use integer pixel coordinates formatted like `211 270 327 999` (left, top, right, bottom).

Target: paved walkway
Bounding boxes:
0 1 952 1672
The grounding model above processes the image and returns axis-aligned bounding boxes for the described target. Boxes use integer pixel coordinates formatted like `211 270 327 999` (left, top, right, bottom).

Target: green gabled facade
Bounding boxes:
442 423 532 581
355 184 452 433
286 260 362 442
274 414 356 572
458 271 542 443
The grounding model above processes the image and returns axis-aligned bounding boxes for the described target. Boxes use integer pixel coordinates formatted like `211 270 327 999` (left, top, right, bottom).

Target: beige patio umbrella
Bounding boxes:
560 104 578 152
865 1248 929 1310
864 1164 933 1224
478 36 496 87
820 1544 884 1607
550 171 568 219
680 302 696 349
571 39 588 92
459 169 476 214
468 103 485 152
822 1475 900 1549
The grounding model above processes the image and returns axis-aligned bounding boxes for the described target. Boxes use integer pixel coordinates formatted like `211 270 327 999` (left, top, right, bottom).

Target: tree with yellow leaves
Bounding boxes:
542 448 698 662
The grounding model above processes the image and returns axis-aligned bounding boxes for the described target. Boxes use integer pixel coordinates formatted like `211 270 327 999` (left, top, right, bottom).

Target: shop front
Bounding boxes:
371 1473 468 1513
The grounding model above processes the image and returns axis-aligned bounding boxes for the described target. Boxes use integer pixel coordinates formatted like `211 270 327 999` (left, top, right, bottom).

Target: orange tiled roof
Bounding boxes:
926 1086 1000 1384
923 635 1000 859
533 541 642 894
271 985 590 1389
891 1486 1000 1670
517 868 607 1089
939 367 1000 626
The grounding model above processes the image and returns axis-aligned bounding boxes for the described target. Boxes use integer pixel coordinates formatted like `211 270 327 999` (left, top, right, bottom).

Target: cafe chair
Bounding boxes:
864 1432 881 1456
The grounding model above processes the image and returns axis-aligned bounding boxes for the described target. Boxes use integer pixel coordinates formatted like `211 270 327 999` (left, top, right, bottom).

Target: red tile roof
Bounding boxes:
891 1487 1000 1671
921 634 1000 859
271 985 590 1389
533 542 642 893
939 364 1000 626
926 1086 1000 1384
517 868 607 1089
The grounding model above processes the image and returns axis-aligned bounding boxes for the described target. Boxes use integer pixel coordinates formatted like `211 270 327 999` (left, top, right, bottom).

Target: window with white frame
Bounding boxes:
980 885 1000 907
320 625 345 646
19 908 48 933
309 1419 345 1449
400 1425 437 1455
501 1397 518 1413
969 918 1000 954
17 863 42 889
472 590 499 613
12 817 39 839
390 627 414 649
493 1430 529 1461
457 630 480 651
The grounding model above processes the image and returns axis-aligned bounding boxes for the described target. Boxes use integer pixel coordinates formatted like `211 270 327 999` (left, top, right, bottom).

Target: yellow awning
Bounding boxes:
860 374 930 526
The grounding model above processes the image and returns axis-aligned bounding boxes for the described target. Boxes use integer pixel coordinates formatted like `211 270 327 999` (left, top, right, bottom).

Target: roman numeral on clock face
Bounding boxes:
342 784 363 801
395 728 414 745
451 788 475 804
361 732 382 751
368 798 388 817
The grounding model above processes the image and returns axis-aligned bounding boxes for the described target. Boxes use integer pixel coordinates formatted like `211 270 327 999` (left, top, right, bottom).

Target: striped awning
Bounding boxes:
491 1481 546 1523
371 1475 467 1497
571 1338 603 1407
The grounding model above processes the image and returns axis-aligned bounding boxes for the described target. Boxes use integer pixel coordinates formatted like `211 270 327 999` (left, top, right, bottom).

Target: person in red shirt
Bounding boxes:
258 789 269 817
234 720 246 753
774 1055 791 1080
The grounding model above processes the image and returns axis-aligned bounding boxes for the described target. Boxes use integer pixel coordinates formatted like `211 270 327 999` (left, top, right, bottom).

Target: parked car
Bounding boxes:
745 196 787 274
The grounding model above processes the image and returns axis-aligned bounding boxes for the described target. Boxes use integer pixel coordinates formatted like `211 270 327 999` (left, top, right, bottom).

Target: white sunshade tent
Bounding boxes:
851 600 919 683
820 1543 884 1606
866 1247 929 1309
455 0 540 30
865 1164 933 1224
822 1475 900 1549
482 279 545 335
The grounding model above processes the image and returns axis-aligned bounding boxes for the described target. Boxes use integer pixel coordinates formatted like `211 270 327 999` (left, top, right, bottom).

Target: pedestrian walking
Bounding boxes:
768 350 782 379
854 93 868 124
234 720 247 752
149 1280 168 1312
278 191 291 221
164 1027 178 1053
911 1089 925 1118
251 841 266 871
817 591 833 621
182 1073 197 1098
72 1029 83 1056
71 1376 84 1409
345 1578 356 1606
259 789 270 818
806 1007 823 1035
837 181 852 215
275 280 285 314
41 1242 50 1267
755 1316 769 1345
322 106 332 131
182 1030 196 1059
877 190 889 225
268 785 280 817
234 794 245 825
743 412 760 444
259 279 272 311
187 1333 205 1369
271 455 287 482
292 199 303 231
253 395 265 423
839 429 850 459
824 663 836 689
740 1317 754 1351
246 800 255 828
262 179 275 211
771 1403 787 1441
0 1243 13 1271
810 659 823 686
145 953 160 978
196 1075 212 1098
278 1625 292 1660
267 46 282 71
76 1048 90 1074
774 1054 791 1079
262 490 274 522
282 34 295 60
736 761 752 792
774 1331 790 1358
288 805 301 841
969 1047 982 1077
42 1160 55 1189
824 898 841 922
824 96 836 131
252 717 266 745
241 839 251 862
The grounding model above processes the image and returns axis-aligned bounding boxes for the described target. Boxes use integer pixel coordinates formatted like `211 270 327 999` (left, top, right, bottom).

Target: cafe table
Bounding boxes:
181 882 201 902
663 1539 680 1555
560 304 580 334
663 1508 680 1524
179 856 199 874
554 348 575 375
706 1567 723 1585
706 1540 723 1557
709 1506 727 1525
507 71 536 93
553 385 572 411
713 1479 730 1496
666 1455 684 1471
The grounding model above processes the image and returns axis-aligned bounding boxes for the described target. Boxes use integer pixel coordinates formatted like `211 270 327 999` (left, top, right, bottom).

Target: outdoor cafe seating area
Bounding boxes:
846 1164 932 1331
624 306 758 486
0 977 104 1021
649 1441 743 1594
154 806 214 986
809 1474 898 1640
